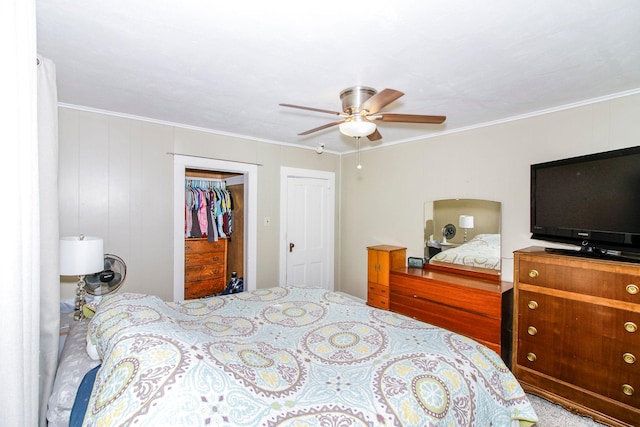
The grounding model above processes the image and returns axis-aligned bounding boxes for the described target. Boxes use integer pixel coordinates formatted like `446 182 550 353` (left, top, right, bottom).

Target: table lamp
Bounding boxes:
60 235 104 320
459 215 475 242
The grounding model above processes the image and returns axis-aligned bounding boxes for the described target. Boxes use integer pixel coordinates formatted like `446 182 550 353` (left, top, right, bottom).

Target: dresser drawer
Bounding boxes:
519 342 640 409
185 264 225 282
391 273 502 319
185 238 226 254
368 282 389 298
391 293 502 345
518 257 640 302
184 277 226 299
185 251 226 267
367 292 389 309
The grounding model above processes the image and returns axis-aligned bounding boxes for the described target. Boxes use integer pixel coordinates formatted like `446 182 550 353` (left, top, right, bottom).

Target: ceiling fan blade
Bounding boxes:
377 113 446 124
280 103 343 116
298 120 345 135
361 89 404 114
367 128 382 141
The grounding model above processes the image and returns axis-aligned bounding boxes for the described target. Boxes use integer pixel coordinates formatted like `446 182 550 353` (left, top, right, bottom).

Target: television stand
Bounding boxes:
513 246 640 426
544 247 640 264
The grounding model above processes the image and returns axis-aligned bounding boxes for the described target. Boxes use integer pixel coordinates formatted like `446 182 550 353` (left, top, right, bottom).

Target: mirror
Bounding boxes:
424 199 501 276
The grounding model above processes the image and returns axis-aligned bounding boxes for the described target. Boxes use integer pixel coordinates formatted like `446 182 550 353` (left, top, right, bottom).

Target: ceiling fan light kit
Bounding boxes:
280 85 446 141
338 118 376 137
280 85 446 168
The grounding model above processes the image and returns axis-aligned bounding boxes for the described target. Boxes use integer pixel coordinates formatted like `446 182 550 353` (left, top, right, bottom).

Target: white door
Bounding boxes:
280 168 334 290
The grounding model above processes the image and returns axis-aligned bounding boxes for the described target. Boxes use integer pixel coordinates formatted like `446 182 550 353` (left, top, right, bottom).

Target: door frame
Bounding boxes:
173 154 257 301
279 167 335 290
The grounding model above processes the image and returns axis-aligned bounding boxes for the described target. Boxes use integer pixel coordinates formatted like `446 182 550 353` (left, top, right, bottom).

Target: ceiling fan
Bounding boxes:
280 86 446 141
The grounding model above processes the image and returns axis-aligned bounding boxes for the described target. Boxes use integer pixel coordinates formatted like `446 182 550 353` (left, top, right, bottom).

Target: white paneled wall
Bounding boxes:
58 108 342 300
57 93 640 302
338 93 640 300
59 110 174 299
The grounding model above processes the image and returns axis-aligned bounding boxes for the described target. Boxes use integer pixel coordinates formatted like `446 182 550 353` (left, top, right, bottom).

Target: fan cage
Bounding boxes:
84 254 126 296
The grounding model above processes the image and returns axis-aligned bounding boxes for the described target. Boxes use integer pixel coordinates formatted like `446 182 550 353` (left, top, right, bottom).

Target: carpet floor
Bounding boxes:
527 394 609 426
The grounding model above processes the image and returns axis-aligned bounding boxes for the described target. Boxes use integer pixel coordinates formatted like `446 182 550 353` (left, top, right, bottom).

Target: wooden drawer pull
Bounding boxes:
626 284 639 295
528 269 539 279
527 326 538 336
622 384 635 396
623 353 636 364
526 352 537 362
624 322 638 333
527 300 539 310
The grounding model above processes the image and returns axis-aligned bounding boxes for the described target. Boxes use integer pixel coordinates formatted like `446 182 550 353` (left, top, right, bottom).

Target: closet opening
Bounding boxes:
184 169 245 299
173 155 257 301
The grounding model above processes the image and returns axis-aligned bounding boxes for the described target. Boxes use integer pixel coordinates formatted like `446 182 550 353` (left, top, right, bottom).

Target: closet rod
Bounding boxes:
185 176 225 182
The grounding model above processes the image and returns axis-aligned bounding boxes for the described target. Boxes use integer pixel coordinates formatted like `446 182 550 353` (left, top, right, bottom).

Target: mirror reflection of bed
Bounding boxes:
424 199 501 278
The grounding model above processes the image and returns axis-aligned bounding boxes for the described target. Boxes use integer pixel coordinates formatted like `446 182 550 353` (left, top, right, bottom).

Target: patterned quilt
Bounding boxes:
430 234 502 270
84 286 537 426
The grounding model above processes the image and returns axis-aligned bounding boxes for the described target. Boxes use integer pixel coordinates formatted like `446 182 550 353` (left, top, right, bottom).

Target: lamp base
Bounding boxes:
73 275 87 321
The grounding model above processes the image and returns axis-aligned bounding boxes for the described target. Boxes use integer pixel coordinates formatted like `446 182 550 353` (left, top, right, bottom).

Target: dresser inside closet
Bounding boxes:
184 168 245 299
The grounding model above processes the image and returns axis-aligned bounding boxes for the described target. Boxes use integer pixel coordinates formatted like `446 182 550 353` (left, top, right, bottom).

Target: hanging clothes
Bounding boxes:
184 178 234 241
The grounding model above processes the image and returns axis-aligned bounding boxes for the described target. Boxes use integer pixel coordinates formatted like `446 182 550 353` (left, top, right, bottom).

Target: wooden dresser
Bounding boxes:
184 238 227 299
389 266 513 366
366 245 406 310
513 247 640 427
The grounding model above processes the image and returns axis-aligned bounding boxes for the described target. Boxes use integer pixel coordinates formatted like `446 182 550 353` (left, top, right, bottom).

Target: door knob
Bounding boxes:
289 242 295 252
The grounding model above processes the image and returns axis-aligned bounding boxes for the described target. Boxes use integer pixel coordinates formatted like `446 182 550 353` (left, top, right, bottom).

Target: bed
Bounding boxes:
429 234 501 272
48 286 537 426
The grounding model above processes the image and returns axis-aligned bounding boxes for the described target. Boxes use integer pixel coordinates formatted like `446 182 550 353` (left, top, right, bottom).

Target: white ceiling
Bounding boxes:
36 0 640 154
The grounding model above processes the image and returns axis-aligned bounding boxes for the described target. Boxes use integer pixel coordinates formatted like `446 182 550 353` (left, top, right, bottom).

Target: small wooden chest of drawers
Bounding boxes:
184 238 227 299
513 247 640 427
366 245 406 310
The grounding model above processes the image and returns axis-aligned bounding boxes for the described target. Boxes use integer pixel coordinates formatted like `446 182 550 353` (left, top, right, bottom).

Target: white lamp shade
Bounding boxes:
60 236 104 275
339 119 376 137
459 215 474 229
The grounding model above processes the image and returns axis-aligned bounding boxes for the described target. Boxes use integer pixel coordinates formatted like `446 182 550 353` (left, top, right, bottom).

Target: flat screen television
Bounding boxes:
530 145 640 261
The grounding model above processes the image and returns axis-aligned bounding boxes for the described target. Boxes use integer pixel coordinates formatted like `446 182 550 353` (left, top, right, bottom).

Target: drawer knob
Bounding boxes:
622 384 635 396
528 269 539 279
623 353 637 364
527 300 539 310
526 352 537 362
527 326 538 336
626 284 639 295
624 322 638 333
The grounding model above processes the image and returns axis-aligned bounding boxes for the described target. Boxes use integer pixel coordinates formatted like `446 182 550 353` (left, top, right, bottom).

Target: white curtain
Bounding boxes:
38 55 61 426
0 1 60 425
